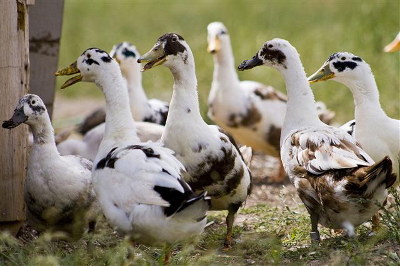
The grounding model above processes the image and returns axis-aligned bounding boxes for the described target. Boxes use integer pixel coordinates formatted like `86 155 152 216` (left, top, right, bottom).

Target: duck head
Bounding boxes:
55 48 118 89
238 38 299 72
137 33 192 71
110 42 141 76
308 52 369 85
2 94 47 129
207 22 229 54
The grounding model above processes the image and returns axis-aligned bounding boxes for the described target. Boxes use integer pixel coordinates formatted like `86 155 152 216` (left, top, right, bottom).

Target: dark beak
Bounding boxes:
2 107 28 129
238 54 263 71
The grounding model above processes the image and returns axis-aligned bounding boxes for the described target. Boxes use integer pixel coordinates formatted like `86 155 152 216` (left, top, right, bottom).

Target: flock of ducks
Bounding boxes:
2 22 399 263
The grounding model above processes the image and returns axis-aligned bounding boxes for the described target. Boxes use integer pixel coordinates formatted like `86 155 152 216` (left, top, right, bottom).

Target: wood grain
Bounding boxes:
0 0 31 231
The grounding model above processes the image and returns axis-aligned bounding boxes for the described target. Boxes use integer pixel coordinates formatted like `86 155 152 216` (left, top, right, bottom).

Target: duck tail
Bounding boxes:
239 146 253 168
175 192 211 222
361 156 396 195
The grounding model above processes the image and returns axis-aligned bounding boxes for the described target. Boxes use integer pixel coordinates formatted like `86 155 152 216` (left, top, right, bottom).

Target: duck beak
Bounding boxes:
308 62 335 84
383 37 400 52
55 61 83 89
237 54 263 71
207 36 221 54
2 107 27 129
137 43 166 72
113 57 121 64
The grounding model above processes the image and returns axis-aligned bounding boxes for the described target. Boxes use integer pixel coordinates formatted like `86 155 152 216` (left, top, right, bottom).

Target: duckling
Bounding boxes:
55 48 210 263
207 22 335 182
138 33 252 249
2 94 97 241
77 42 169 135
238 39 396 241
57 121 164 161
308 52 400 184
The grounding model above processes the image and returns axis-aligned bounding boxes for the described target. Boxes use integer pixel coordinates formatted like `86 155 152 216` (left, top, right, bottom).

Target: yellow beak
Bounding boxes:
308 62 335 84
383 35 400 52
137 43 166 72
55 61 83 89
207 37 221 54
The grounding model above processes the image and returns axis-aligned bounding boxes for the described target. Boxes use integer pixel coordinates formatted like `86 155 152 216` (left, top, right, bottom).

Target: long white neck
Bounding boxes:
97 71 139 143
165 56 205 128
280 56 322 141
337 72 387 124
123 67 150 118
212 38 240 89
29 113 59 154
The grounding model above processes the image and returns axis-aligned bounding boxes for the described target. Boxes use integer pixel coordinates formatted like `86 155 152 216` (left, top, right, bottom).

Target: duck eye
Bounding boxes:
268 44 273 48
341 57 346 60
87 54 91 58
31 100 36 105
172 37 178 42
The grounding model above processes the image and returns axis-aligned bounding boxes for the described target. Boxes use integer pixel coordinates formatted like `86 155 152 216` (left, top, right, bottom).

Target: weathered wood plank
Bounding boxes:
29 0 64 119
0 0 31 231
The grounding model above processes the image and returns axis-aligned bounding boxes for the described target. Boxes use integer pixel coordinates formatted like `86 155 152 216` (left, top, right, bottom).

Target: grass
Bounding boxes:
1 195 399 266
56 0 400 124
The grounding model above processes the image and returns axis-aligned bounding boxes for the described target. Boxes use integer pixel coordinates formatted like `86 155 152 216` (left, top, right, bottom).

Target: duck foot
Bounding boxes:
223 235 232 251
310 231 320 242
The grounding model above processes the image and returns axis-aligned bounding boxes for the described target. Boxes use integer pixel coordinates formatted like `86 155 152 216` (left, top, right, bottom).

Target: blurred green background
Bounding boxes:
57 0 400 124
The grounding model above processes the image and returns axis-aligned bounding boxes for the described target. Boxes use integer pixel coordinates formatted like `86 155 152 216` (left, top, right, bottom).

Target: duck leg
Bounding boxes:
224 203 241 249
371 213 380 231
310 212 320 242
163 245 172 265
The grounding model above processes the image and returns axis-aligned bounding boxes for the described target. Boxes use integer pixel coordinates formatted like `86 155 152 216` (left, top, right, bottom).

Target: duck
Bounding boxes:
57 121 164 161
138 33 252 249
238 38 396 241
308 52 400 185
206 22 335 182
55 48 210 263
2 94 98 241
383 32 400 52
77 42 169 135
110 42 169 124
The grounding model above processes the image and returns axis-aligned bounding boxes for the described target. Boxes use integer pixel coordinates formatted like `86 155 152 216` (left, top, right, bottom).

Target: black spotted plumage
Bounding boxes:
126 145 161 158
158 33 186 56
259 45 287 68
101 55 112 62
96 145 162 170
122 47 136 58
96 147 118 170
85 58 100 66
333 61 358 72
154 177 193 216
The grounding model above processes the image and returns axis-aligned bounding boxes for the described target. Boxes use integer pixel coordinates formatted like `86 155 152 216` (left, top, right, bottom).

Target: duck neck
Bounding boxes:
280 58 321 140
212 40 240 89
339 73 387 124
98 72 138 141
124 68 150 118
167 59 204 126
29 113 58 153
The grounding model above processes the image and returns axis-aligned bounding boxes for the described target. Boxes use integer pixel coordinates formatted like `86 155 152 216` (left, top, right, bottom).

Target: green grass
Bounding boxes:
1 200 399 266
56 0 399 124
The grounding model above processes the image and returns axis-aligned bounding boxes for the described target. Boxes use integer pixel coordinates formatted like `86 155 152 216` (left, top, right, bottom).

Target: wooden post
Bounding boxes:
0 0 33 235
29 0 64 119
